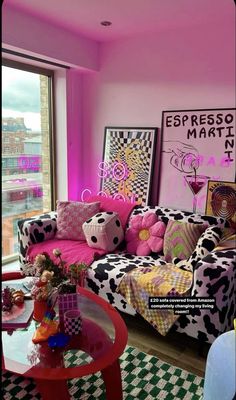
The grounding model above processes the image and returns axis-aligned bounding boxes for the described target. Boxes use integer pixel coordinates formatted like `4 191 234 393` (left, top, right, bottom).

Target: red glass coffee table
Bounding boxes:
2 272 128 400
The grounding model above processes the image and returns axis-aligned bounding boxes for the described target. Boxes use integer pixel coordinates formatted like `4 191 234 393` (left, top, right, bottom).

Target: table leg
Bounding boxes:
101 359 123 400
35 379 70 400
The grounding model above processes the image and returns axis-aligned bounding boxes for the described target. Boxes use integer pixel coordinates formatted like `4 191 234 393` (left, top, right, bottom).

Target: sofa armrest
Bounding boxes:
17 211 57 265
191 249 236 327
191 249 235 295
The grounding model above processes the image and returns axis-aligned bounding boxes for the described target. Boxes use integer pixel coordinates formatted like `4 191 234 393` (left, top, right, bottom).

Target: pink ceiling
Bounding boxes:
3 0 234 42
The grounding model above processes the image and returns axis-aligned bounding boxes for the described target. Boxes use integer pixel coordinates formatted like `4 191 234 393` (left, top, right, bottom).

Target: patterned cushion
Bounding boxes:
163 220 206 262
125 212 166 256
55 201 100 241
172 226 223 272
82 211 124 251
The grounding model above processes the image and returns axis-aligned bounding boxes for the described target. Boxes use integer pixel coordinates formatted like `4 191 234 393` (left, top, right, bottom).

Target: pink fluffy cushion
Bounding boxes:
86 195 136 229
55 201 100 241
125 211 166 256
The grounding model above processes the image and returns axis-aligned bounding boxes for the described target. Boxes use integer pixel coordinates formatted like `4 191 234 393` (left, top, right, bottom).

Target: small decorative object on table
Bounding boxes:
30 250 68 322
48 332 70 349
69 262 88 287
58 283 78 331
2 287 25 311
64 309 82 335
21 249 85 343
2 285 34 329
32 309 59 344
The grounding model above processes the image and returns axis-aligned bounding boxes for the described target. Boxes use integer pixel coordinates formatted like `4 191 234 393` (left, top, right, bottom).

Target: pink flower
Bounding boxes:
126 212 166 256
53 248 61 257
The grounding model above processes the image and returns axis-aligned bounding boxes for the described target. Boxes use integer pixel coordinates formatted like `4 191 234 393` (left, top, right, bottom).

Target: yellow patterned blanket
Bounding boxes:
117 264 193 336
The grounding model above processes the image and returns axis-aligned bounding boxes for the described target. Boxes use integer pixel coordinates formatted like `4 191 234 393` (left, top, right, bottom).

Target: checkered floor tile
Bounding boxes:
2 345 204 399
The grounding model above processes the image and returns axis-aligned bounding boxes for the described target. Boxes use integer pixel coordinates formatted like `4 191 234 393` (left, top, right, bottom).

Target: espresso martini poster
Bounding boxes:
159 108 235 213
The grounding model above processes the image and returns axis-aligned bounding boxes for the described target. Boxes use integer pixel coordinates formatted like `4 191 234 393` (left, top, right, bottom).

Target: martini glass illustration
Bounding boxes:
184 173 210 213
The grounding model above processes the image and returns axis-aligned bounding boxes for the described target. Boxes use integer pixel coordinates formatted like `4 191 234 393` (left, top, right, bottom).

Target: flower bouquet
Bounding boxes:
30 250 67 301
29 249 68 321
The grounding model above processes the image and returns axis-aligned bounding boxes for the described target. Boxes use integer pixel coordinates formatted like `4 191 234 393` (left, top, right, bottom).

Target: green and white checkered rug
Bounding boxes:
2 345 204 399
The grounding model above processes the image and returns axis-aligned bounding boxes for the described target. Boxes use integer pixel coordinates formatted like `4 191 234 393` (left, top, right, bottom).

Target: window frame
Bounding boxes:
2 58 56 263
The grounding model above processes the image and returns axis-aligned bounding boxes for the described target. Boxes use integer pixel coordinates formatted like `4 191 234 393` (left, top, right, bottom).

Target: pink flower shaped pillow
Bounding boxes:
126 212 166 256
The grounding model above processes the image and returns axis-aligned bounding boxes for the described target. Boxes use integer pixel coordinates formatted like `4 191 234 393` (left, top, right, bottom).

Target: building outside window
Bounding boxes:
2 60 55 261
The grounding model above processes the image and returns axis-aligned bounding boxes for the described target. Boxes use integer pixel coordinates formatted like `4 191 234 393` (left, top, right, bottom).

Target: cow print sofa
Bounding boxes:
17 205 236 344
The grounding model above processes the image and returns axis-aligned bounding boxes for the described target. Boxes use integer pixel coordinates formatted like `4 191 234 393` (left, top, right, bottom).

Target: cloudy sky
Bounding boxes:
2 66 41 132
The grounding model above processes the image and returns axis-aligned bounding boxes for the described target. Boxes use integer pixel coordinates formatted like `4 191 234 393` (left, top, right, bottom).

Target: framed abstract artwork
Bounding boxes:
100 127 159 205
205 180 236 225
158 108 236 213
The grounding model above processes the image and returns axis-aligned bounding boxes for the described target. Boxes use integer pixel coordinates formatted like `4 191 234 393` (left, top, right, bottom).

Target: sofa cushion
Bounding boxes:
163 220 206 263
55 201 100 241
86 195 136 229
171 226 223 273
125 211 166 256
82 212 124 251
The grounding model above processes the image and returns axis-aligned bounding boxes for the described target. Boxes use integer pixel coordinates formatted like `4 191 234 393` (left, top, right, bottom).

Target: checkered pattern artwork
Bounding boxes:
101 127 158 205
2 345 204 399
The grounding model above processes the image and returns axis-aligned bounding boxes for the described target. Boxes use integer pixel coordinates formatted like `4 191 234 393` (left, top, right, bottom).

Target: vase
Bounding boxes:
58 293 78 331
33 300 48 322
64 309 82 335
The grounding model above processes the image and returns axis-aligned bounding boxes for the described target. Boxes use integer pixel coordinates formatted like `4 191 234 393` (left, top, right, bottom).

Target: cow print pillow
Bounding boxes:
174 226 223 272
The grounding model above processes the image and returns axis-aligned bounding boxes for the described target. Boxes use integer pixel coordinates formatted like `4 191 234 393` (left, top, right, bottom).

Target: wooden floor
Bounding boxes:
120 311 209 378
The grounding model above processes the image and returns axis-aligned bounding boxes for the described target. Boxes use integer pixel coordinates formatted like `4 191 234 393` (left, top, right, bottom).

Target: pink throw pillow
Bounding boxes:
55 201 100 241
125 211 166 256
86 195 136 229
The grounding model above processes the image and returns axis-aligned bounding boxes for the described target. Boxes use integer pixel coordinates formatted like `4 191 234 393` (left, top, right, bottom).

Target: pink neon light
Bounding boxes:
81 189 92 202
113 193 126 201
97 191 108 197
112 162 128 181
17 156 41 171
98 161 129 181
98 161 109 178
184 154 232 168
80 188 136 203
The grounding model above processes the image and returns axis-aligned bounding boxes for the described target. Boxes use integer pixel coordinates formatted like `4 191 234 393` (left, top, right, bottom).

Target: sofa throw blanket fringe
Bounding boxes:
117 264 193 336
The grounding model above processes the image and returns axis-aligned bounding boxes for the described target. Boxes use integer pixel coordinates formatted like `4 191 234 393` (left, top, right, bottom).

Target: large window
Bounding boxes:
2 60 55 261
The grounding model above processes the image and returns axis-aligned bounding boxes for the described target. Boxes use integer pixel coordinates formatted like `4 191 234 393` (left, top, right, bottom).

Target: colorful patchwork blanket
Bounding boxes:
117 264 193 336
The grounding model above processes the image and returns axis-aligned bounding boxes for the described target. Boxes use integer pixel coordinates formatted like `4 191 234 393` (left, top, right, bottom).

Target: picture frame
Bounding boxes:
205 180 236 224
158 108 236 213
100 127 159 205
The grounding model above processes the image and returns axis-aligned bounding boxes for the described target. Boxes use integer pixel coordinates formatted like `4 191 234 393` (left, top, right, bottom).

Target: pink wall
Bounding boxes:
66 69 84 200
79 18 235 207
2 4 99 71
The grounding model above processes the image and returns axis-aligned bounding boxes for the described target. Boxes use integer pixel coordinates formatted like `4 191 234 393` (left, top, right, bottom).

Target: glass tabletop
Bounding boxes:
2 281 128 380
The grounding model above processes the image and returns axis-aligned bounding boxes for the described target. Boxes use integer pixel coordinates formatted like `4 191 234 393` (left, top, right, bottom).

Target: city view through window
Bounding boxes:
2 64 53 259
